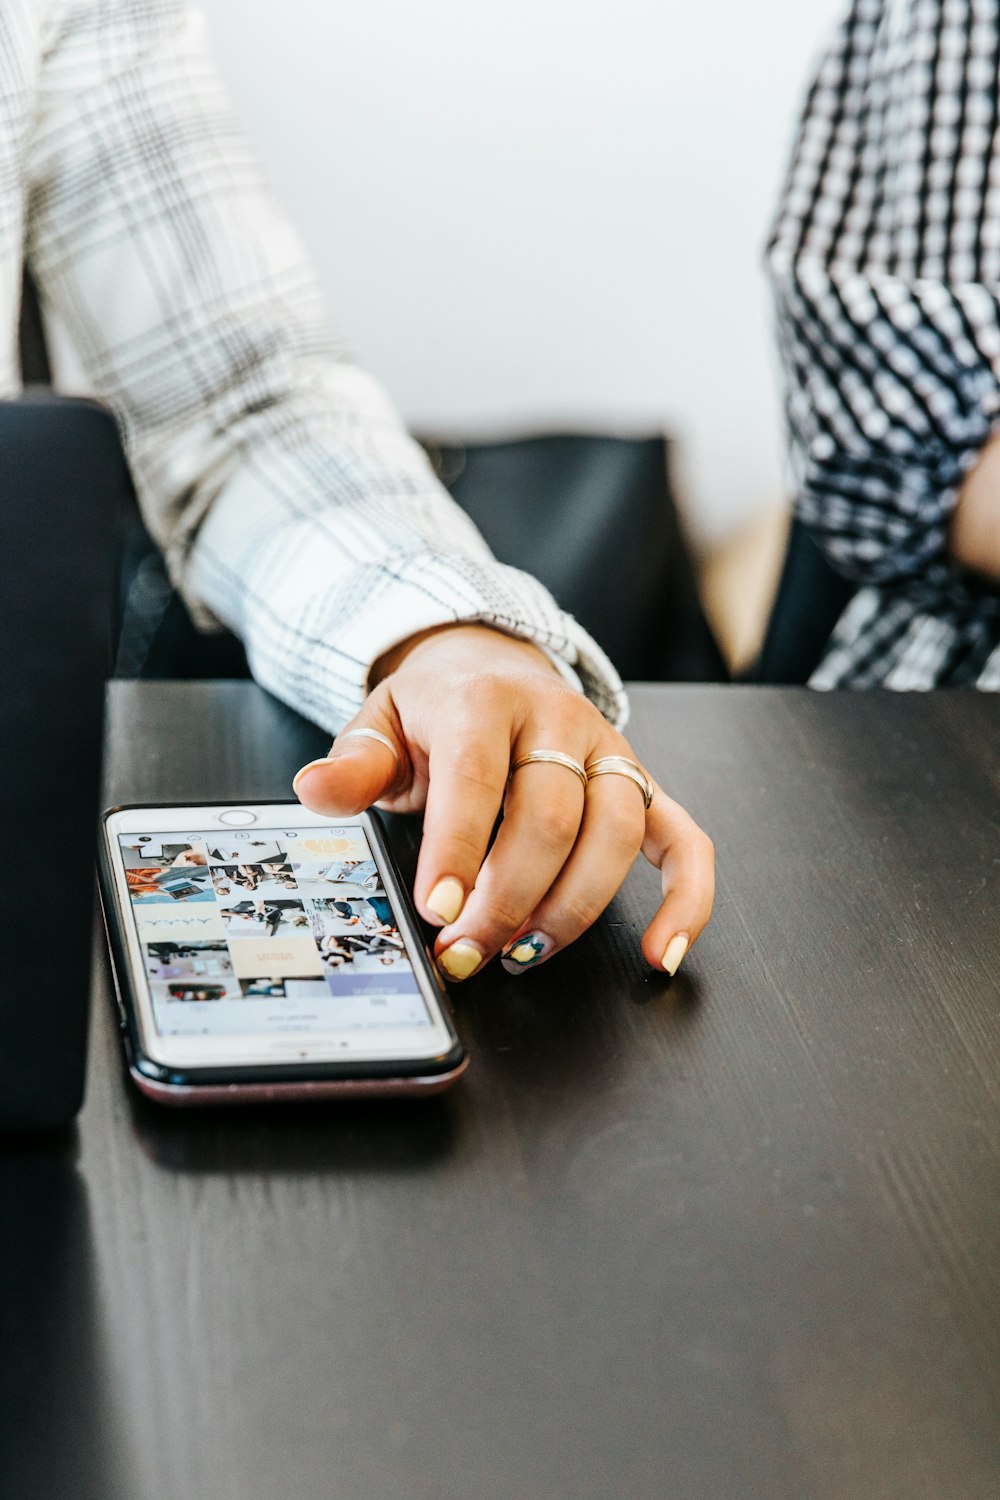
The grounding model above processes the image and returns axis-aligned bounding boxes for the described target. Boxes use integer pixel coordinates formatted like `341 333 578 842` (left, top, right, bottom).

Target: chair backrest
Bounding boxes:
429 434 726 683
118 431 727 685
752 518 855 684
0 394 122 1128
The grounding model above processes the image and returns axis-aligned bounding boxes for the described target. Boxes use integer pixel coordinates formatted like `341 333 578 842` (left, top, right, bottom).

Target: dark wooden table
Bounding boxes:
3 683 999 1500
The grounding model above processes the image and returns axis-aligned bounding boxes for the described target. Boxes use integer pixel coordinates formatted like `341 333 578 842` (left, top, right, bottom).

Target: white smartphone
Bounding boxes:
99 802 467 1104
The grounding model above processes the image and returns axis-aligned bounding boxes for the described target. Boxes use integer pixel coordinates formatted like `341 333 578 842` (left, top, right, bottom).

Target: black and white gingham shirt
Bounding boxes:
0 1 626 730
768 0 1000 689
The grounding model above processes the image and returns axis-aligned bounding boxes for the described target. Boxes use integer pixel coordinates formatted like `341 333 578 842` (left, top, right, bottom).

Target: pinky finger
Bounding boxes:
638 788 715 975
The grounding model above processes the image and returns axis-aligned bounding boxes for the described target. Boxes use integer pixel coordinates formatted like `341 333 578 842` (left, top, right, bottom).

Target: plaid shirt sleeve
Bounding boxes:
26 0 627 731
766 0 1000 689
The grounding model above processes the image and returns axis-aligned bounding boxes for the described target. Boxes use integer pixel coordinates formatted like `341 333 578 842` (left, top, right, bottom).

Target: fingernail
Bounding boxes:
292 757 331 794
427 877 465 926
501 931 555 975
437 941 484 982
662 933 689 976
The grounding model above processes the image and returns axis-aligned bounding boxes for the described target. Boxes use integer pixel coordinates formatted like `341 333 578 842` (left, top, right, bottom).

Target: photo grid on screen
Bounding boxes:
118 826 429 1036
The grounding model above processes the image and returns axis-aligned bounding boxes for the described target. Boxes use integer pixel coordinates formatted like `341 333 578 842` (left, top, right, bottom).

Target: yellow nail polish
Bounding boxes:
662 933 689 976
427 877 465 925
291 757 331 794
438 942 483 982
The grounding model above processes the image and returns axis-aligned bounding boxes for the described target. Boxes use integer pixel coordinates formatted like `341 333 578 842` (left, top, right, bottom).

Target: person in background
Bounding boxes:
769 0 1000 689
2 0 712 984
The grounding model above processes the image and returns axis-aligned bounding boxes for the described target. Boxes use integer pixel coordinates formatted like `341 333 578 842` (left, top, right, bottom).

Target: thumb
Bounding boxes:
292 716 408 816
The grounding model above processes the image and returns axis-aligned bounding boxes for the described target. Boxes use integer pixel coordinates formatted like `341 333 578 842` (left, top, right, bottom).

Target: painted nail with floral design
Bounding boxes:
500 931 555 975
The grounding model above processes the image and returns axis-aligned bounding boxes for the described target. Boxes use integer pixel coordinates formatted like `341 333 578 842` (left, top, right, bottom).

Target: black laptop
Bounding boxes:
0 394 123 1129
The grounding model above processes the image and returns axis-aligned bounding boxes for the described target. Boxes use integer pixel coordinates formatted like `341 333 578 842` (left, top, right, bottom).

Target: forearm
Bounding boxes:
183 432 627 733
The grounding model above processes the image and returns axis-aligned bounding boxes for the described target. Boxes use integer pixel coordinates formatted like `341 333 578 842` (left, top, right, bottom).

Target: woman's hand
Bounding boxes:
292 625 714 982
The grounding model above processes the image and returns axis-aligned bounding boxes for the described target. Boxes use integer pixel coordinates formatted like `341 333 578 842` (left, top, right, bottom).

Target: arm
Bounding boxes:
29 0 625 729
766 3 1000 594
950 430 1000 581
29 0 713 977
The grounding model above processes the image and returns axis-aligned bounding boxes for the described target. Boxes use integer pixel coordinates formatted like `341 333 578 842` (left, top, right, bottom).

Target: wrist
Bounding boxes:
369 622 562 690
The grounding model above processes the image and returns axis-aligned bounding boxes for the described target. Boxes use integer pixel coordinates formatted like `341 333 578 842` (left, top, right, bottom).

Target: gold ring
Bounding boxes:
337 727 402 765
585 755 653 810
508 750 588 793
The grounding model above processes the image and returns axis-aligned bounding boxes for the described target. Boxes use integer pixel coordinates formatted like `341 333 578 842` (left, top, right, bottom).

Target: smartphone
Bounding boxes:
99 802 467 1104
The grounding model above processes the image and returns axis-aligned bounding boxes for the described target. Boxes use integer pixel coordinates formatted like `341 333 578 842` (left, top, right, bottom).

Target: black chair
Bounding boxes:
751 517 855 684
0 393 122 1128
425 435 726 683
115 431 728 685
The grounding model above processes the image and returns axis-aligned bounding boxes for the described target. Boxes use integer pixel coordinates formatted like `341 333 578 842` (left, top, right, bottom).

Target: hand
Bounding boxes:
292 625 714 982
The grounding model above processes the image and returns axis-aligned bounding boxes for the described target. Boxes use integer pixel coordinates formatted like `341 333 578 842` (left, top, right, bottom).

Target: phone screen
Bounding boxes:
117 822 433 1041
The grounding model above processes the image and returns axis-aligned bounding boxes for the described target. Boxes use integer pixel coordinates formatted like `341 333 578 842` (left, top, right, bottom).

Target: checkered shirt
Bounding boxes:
768 0 1000 689
0 0 627 730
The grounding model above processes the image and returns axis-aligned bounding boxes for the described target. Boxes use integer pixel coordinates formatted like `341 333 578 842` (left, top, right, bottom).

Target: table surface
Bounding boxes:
3 683 999 1500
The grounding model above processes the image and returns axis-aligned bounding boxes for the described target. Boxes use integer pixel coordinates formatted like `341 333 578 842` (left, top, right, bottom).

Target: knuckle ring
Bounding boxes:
584 755 653 810
508 749 588 793
337 727 402 765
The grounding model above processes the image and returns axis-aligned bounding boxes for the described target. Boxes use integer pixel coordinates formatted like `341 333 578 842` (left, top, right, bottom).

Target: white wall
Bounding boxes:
201 2 844 544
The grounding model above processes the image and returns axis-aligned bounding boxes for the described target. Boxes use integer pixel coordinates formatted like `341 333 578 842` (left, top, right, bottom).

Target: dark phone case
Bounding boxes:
98 803 467 1105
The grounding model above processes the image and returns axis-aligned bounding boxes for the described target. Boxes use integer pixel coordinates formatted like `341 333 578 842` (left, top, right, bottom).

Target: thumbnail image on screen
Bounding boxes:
119 826 431 1037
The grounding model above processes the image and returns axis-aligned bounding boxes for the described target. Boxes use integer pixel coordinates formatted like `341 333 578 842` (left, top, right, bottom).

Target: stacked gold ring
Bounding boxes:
584 755 653 809
508 750 588 792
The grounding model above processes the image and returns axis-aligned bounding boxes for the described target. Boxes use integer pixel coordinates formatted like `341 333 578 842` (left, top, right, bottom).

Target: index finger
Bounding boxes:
413 702 514 931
